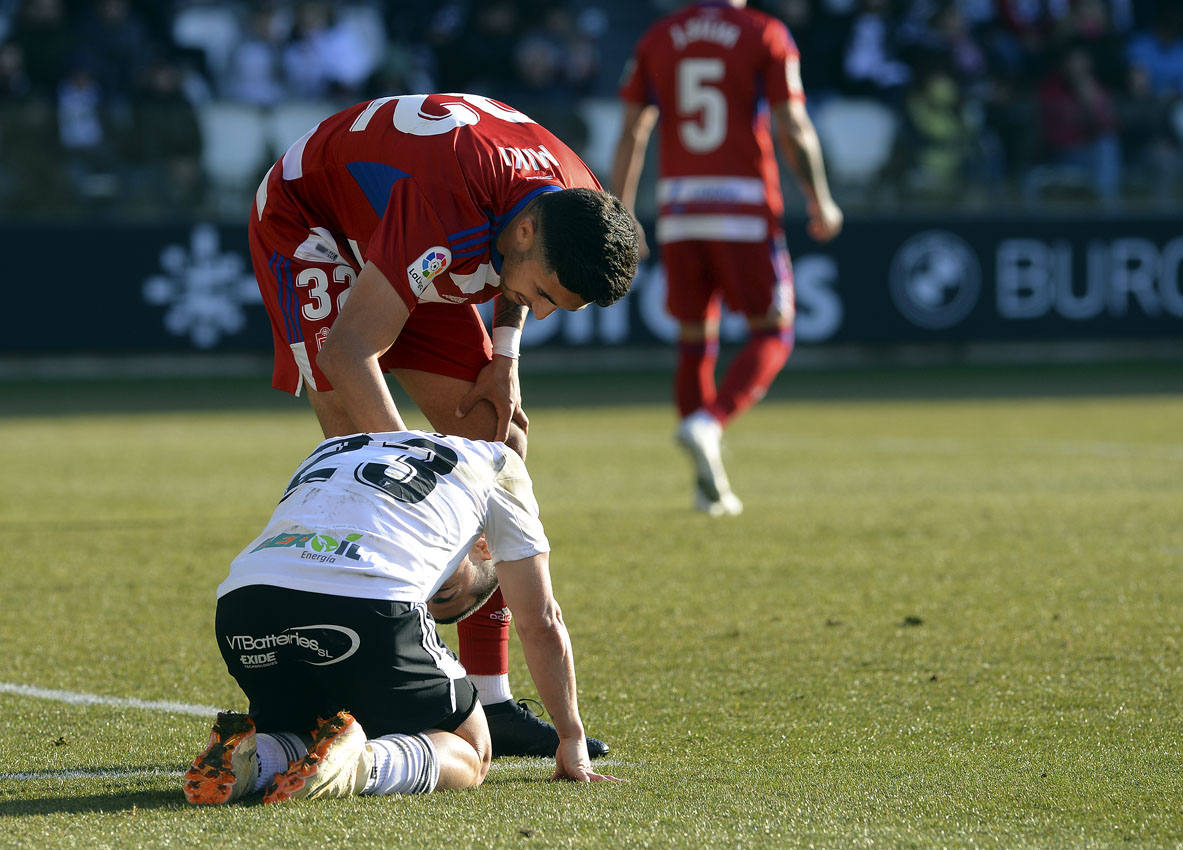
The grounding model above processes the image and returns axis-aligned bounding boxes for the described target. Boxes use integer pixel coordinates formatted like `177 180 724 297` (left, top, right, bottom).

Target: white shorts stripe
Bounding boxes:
414 605 467 686
290 343 315 394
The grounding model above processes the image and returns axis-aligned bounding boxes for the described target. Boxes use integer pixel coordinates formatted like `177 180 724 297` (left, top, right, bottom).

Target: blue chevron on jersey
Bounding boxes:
347 162 411 216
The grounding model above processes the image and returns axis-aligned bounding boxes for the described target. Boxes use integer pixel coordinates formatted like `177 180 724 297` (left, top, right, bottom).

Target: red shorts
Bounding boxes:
249 193 491 395
661 233 795 324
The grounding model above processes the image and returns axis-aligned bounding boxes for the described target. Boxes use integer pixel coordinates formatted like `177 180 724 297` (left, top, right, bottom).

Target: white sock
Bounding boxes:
254 732 307 793
688 408 722 432
362 733 439 796
469 673 513 706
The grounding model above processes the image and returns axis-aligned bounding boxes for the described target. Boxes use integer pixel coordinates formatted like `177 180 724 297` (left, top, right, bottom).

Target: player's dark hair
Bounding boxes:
533 188 638 307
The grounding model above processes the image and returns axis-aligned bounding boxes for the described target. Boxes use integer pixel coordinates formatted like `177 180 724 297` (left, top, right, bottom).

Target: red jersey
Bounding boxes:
254 93 602 311
619 2 803 243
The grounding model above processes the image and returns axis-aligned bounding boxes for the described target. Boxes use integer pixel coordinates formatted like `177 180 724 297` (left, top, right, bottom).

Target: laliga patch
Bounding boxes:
406 246 452 298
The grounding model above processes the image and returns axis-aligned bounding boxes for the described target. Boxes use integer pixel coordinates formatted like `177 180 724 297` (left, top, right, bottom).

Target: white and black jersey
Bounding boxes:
218 431 549 603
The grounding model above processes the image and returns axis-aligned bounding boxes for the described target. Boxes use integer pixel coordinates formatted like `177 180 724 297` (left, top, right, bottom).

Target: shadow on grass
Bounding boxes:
0 789 183 816
2 360 1180 418
0 769 555 816
0 766 189 815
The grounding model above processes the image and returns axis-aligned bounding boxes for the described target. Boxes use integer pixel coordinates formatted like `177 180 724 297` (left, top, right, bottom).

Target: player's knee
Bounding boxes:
678 321 713 343
446 702 492 787
746 312 793 334
474 736 492 784
431 733 488 791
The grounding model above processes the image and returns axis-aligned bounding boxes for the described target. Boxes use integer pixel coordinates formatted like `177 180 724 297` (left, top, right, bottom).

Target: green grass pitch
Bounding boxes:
1 362 1181 849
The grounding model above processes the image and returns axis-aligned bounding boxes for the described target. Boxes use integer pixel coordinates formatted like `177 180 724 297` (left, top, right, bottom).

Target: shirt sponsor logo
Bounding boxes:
250 530 364 564
406 246 452 298
227 624 362 668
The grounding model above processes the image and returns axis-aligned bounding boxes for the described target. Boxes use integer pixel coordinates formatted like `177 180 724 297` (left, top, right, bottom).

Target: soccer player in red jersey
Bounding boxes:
612 0 843 515
250 93 636 756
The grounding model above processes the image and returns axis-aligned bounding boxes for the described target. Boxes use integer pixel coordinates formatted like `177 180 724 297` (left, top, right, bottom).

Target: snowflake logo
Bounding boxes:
142 224 261 349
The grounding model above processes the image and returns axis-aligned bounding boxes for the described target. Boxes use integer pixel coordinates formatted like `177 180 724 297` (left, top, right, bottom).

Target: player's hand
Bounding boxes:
456 355 529 442
807 197 844 243
552 737 622 783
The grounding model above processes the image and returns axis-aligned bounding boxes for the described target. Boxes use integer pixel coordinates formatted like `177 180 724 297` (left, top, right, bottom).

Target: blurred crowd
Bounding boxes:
763 0 1183 207
0 0 1179 220
0 0 606 217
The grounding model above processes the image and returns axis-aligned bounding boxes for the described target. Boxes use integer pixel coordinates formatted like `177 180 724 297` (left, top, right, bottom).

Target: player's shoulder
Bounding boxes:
644 2 790 43
729 4 793 44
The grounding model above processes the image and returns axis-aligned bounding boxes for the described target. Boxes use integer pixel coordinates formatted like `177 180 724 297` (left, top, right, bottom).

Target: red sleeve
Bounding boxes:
618 38 652 105
763 19 804 105
365 178 453 312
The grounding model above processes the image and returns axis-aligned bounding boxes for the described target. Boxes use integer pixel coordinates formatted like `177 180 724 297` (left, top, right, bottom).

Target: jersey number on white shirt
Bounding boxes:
282 434 459 505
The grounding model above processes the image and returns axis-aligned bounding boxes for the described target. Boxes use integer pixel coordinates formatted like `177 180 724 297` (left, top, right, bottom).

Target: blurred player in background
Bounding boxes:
611 0 843 516
185 430 617 805
250 93 636 756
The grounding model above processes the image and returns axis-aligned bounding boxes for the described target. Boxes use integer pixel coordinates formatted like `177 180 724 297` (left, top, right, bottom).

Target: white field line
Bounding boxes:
0 768 185 781
0 681 220 716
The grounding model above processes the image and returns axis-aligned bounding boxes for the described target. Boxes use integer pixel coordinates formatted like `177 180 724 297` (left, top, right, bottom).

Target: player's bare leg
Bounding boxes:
390 369 527 458
425 701 492 790
306 385 360 439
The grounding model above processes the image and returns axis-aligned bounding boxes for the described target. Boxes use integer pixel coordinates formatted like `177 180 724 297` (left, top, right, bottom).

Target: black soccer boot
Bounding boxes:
483 698 609 759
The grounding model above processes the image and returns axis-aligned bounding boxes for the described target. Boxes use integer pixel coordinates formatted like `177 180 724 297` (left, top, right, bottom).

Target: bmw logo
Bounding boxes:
889 230 981 330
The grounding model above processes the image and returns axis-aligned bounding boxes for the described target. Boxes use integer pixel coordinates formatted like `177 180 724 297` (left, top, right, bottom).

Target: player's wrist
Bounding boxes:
555 720 586 741
492 326 522 359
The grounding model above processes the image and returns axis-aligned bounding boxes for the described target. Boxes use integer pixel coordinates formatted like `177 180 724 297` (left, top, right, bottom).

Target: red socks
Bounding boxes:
675 339 719 418
456 588 511 675
708 326 794 425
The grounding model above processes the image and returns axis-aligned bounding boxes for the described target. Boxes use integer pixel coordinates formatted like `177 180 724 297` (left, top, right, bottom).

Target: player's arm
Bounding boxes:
494 553 619 782
770 57 843 244
609 101 659 259
456 294 529 442
316 260 410 432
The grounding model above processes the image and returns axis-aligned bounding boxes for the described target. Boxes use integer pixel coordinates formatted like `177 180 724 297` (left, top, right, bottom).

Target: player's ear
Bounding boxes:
513 210 539 252
471 535 492 562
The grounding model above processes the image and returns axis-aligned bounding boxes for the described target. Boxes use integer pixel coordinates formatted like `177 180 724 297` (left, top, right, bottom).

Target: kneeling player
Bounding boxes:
184 431 617 804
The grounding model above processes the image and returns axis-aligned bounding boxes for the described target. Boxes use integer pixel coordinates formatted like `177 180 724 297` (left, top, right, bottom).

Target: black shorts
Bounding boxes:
215 585 478 738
